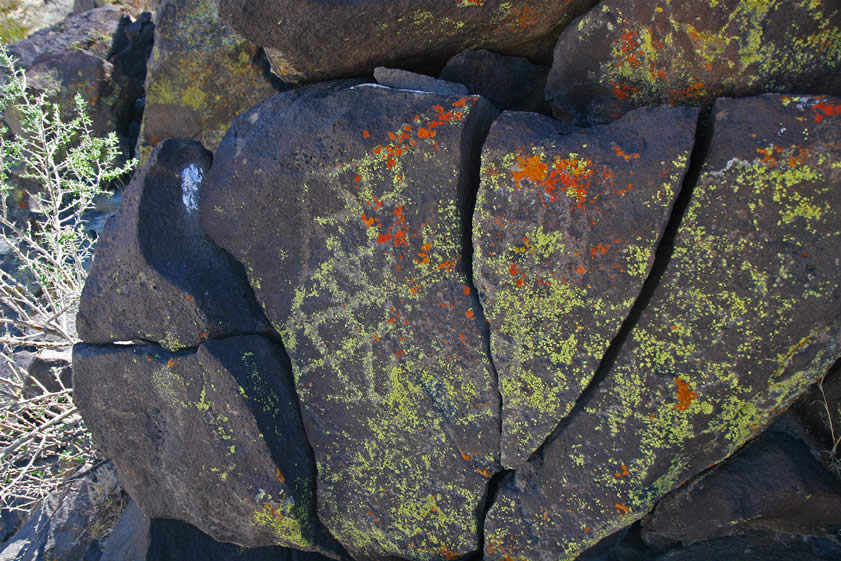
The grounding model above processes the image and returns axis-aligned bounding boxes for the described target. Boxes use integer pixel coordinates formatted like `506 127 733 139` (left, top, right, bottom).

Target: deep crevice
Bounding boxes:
523 103 717 465
461 469 515 561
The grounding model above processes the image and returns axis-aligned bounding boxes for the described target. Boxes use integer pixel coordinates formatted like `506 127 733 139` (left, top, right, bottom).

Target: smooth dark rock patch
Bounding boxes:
440 49 551 114
485 94 841 561
201 84 500 561
547 0 841 124
474 107 697 467
649 534 841 561
217 0 598 82
73 336 319 550
77 138 271 350
373 67 468 96
136 0 287 162
642 428 841 548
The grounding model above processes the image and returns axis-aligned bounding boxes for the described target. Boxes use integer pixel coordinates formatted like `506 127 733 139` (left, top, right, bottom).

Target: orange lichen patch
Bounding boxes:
146 356 153 362
509 263 519 276
475 467 492 478
674 377 698 412
812 102 841 123
459 447 471 461
614 463 629 478
575 265 587 275
439 548 460 561
167 358 175 368
463 286 471 295
276 469 285 483
185 294 194 301
788 147 809 168
512 154 548 184
584 527 591 533
615 503 630 515
613 82 639 100
612 145 640 160
438 260 457 272
362 130 371 138
414 242 431 265
465 310 475 320
756 145 784 168
666 81 706 104
199 331 207 341
591 243 610 256
361 213 375 228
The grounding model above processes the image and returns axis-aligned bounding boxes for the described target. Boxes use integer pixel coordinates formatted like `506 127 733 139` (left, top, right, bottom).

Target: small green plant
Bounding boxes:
0 44 135 513
815 375 841 477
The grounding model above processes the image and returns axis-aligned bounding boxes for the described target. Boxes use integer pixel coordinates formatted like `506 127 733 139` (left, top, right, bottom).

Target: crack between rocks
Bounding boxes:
522 104 716 467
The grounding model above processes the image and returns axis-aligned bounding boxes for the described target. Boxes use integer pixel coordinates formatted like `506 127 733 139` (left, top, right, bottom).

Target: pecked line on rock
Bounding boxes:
522 103 715 467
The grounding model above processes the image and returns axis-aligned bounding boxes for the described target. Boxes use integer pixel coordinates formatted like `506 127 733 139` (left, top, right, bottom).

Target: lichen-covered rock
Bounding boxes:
484 94 841 561
475 107 697 467
547 0 841 124
200 83 500 561
439 49 551 114
136 0 287 163
77 138 271 350
72 336 319 550
216 0 598 83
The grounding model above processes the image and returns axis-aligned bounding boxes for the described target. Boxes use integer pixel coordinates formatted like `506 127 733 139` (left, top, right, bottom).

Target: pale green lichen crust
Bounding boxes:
483 94 841 560
473 108 696 467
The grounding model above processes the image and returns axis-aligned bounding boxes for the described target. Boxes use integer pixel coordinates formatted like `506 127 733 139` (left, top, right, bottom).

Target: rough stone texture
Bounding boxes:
0 462 130 561
147 518 336 561
0 0 73 44
474 107 697 467
136 0 287 163
641 428 841 548
201 84 500 561
547 0 841 124
439 49 551 114
649 534 841 561
795 360 841 455
484 94 841 561
72 336 320 551
373 67 469 96
25 348 72 395
73 0 164 17
76 138 271 350
216 0 598 82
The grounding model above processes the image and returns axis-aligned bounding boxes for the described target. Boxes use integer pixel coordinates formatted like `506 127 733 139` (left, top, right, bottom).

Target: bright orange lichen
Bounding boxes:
674 377 698 412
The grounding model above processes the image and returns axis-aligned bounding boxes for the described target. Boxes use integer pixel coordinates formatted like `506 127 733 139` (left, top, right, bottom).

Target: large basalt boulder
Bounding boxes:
136 0 287 163
200 83 500 561
547 0 841 124
484 94 841 561
72 336 321 551
216 0 598 83
76 138 271 350
474 107 697 467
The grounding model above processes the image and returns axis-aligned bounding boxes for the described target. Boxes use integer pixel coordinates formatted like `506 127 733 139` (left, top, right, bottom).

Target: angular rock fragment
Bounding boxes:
474 107 697 467
77 138 271 350
201 84 500 561
72 336 318 550
374 67 468 96
547 0 841 124
485 94 841 561
137 0 287 162
439 49 551 114
217 0 598 82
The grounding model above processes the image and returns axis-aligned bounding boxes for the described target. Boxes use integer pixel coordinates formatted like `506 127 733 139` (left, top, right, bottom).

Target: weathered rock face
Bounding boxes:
73 336 319 550
200 84 501 561
439 49 551 114
641 425 841 547
136 0 287 162
484 94 841 561
474 107 697 467
77 138 271 349
547 0 841 124
216 0 598 82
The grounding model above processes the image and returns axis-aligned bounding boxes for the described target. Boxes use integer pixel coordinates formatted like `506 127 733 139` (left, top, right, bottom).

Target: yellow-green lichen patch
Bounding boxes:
474 110 696 467
483 95 841 561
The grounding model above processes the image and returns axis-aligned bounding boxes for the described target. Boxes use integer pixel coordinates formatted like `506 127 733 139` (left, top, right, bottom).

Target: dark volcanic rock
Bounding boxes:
474 107 697 467
201 84 500 561
642 428 841 548
216 0 598 82
137 0 287 162
373 67 469 96
73 336 319 550
484 94 841 560
649 534 841 561
76 138 271 350
547 0 841 124
439 49 551 114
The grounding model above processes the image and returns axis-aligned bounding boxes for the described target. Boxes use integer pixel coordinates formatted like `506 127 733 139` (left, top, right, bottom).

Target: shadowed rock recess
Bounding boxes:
70 3 841 560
